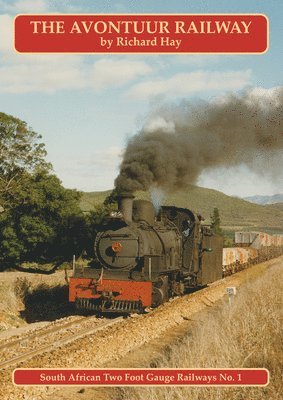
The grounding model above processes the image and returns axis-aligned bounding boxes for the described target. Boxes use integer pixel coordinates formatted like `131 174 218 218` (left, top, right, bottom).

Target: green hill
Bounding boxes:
80 185 283 235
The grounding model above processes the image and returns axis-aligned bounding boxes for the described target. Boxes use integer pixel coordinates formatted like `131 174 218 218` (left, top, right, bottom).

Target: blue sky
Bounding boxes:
0 0 282 196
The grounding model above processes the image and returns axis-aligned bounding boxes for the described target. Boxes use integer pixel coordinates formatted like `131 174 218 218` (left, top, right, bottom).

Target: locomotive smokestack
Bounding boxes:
117 193 134 222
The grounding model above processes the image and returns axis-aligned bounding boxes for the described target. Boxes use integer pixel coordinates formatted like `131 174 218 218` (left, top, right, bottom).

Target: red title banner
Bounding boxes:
14 14 268 54
13 368 269 386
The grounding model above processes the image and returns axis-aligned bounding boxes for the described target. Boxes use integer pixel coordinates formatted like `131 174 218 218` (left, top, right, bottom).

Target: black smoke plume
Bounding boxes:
115 87 283 193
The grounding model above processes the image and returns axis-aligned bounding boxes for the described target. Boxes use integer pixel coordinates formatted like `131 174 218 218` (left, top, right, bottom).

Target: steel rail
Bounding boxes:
0 316 87 352
0 317 123 370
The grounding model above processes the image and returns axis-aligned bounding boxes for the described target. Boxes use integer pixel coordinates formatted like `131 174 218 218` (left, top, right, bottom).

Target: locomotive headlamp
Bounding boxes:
112 241 123 253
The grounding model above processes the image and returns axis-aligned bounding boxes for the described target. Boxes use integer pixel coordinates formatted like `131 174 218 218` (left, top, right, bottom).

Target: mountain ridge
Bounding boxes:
243 194 283 205
80 185 283 235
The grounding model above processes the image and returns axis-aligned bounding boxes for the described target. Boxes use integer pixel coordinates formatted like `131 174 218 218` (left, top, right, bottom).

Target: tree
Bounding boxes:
0 112 89 266
103 188 118 206
0 170 86 264
210 207 223 235
0 112 50 209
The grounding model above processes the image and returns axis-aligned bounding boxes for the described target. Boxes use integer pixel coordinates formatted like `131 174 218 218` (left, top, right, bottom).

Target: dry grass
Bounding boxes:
116 264 283 400
0 278 27 331
0 271 68 330
13 276 32 300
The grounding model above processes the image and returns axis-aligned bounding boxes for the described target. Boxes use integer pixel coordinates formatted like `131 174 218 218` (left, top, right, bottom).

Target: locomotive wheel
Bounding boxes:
152 276 169 307
152 287 166 307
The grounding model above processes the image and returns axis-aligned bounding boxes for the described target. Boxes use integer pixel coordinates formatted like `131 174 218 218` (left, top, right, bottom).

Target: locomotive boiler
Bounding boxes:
69 194 223 313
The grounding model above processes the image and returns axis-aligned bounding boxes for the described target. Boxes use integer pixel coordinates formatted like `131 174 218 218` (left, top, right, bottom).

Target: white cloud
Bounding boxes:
198 165 282 197
0 56 86 93
213 85 283 110
0 53 153 93
143 116 175 134
80 146 122 169
0 0 49 13
170 54 220 66
245 86 282 107
54 147 123 191
128 69 252 99
0 0 83 13
0 14 13 52
89 59 153 90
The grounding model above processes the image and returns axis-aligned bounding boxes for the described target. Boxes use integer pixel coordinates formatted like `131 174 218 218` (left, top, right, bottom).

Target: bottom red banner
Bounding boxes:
13 368 269 386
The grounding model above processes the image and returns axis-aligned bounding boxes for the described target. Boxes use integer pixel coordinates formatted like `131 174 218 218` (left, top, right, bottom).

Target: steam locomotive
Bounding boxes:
69 194 223 313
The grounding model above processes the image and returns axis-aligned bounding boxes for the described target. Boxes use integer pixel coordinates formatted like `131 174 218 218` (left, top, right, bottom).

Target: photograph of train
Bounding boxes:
0 0 282 400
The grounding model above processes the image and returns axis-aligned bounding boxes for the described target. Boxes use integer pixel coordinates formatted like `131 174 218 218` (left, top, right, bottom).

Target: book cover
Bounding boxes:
0 1 282 400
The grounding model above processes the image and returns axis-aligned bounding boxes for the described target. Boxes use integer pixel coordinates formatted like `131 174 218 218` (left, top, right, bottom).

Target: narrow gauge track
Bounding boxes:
0 316 123 370
0 316 86 352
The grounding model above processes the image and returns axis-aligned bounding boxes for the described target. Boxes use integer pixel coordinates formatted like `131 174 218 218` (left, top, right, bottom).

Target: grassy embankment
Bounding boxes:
115 262 283 400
